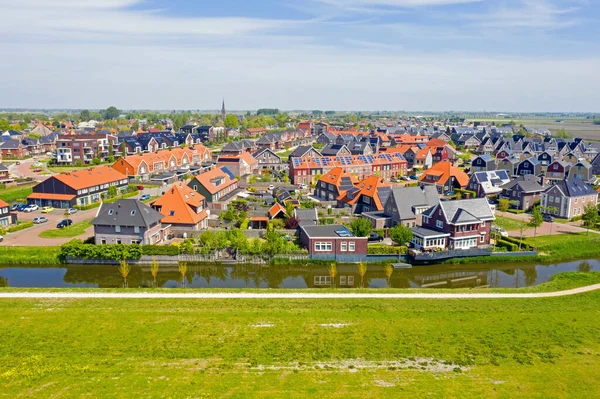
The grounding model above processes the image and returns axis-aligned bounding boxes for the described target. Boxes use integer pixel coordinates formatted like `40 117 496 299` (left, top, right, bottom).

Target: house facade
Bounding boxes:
299 225 368 262
500 174 547 211
541 178 598 219
92 199 168 245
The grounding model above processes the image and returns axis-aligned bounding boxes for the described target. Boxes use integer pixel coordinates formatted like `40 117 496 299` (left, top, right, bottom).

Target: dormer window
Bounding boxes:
108 209 114 215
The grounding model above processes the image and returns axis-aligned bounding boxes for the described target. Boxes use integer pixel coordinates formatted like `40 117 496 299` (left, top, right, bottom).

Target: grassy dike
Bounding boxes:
1 274 600 398
0 246 61 265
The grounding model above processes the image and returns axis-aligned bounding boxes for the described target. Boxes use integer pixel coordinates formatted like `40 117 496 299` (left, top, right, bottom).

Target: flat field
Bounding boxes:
1 273 600 398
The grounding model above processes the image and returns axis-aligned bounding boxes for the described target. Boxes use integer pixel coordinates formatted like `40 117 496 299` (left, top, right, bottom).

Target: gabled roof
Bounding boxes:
289 145 320 158
268 202 286 219
92 199 163 228
338 175 390 210
471 170 511 195
317 167 356 197
419 160 469 187
191 167 238 195
425 198 495 225
52 166 127 191
552 178 597 198
151 183 207 226
387 185 439 220
0 199 10 208
501 174 547 193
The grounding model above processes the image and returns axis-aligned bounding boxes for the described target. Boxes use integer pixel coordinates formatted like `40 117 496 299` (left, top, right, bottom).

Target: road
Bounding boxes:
9 157 53 181
1 283 599 299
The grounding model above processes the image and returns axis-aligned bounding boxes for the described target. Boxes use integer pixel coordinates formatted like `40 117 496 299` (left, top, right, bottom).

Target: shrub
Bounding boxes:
367 245 407 255
455 188 477 199
141 245 179 256
496 239 518 252
59 240 143 261
239 218 250 230
7 221 34 233
507 209 526 214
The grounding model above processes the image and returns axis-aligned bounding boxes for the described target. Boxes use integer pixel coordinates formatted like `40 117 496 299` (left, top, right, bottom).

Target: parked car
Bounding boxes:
401 176 410 181
33 216 48 224
67 208 78 215
140 194 151 201
368 233 384 243
17 204 29 211
300 183 308 190
23 204 38 212
136 185 145 190
57 219 73 229
41 206 54 213
543 215 555 223
268 184 275 190
492 226 509 237
409 175 418 180
10 203 24 211
33 168 43 173
0 235 4 242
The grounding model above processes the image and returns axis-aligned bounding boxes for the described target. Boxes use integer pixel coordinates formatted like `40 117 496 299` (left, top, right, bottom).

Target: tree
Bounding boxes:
150 257 159 287
388 224 413 245
178 262 188 288
154 123 165 130
285 216 300 230
224 114 240 129
118 260 130 288
107 186 117 199
357 262 367 288
384 264 394 288
554 128 572 139
582 203 599 235
498 198 510 215
328 263 337 288
103 106 121 120
349 217 372 237
92 157 101 165
0 119 9 132
527 206 543 238
132 121 140 132
80 109 90 121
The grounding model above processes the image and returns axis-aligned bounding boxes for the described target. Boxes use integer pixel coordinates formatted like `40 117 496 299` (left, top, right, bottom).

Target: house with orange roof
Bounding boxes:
151 183 209 231
111 145 211 179
216 152 258 178
27 166 129 208
418 160 469 195
314 167 356 201
268 202 287 220
241 128 267 138
337 176 391 214
188 167 240 210
414 148 433 169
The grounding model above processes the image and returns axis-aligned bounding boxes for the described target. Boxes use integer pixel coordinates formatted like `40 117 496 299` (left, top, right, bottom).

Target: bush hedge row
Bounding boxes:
367 245 408 255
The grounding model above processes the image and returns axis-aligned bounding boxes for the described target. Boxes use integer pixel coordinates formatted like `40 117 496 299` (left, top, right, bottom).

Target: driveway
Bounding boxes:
2 207 97 246
10 157 53 182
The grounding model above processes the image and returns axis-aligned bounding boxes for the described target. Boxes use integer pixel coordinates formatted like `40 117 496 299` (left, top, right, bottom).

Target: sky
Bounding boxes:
0 0 599 112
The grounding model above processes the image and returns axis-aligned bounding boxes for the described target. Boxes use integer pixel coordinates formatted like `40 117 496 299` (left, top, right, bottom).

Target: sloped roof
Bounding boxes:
151 183 207 226
419 160 469 187
52 166 127 191
268 202 286 219
191 167 238 195
338 175 390 210
387 185 439 220
92 199 163 227
424 198 495 225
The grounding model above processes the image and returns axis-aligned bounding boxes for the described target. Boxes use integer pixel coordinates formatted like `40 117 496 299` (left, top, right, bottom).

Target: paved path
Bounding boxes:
1 283 600 299
499 211 597 237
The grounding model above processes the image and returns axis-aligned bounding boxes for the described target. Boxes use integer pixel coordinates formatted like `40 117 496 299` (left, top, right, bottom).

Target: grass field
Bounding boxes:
494 215 529 231
0 184 34 203
0 246 61 264
1 273 600 398
38 219 92 239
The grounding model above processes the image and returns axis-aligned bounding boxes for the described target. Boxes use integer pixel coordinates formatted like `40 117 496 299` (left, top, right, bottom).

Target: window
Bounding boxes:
480 234 485 243
131 210 136 216
131 240 141 245
100 239 106 245
115 225 121 233
116 239 122 244
481 221 486 227
134 226 140 233
313 276 331 286
169 210 175 216
341 242 347 252
436 220 443 229
108 209 113 215
314 242 332 252
349 242 355 252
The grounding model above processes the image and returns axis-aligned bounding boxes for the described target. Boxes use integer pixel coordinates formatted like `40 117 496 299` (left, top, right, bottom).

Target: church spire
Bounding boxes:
221 99 226 121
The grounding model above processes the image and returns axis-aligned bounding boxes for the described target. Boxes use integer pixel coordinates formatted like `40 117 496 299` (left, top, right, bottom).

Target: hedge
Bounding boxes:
141 245 180 256
455 188 477 199
507 209 526 214
367 245 408 255
496 239 518 252
59 240 143 261
8 221 34 233
500 235 533 250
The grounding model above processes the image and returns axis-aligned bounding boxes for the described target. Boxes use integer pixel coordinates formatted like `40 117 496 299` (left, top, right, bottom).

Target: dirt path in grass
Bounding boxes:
1 284 600 299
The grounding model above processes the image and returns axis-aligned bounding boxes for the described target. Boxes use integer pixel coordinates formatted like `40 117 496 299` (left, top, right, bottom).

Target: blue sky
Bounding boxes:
0 0 598 111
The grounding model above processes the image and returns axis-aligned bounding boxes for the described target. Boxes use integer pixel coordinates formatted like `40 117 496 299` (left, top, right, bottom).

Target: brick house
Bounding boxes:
500 174 547 211
541 178 598 219
92 199 168 245
411 198 495 251
188 167 239 209
418 160 469 195
299 224 368 262
151 183 209 231
314 167 355 201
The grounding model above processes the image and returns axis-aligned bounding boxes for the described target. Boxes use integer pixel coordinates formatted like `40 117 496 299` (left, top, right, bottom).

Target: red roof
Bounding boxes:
52 166 127 191
0 199 9 208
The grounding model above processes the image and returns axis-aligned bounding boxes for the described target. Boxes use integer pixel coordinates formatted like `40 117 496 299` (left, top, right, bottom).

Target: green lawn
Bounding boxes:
1 276 600 398
47 165 101 173
0 184 35 203
0 246 61 264
494 215 529 231
38 219 92 239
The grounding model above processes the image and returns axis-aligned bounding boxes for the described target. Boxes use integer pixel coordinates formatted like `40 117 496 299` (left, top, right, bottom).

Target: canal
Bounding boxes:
0 259 597 289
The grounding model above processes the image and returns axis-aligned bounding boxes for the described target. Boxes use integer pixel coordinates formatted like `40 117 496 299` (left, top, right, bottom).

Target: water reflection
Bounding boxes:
0 259 598 289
